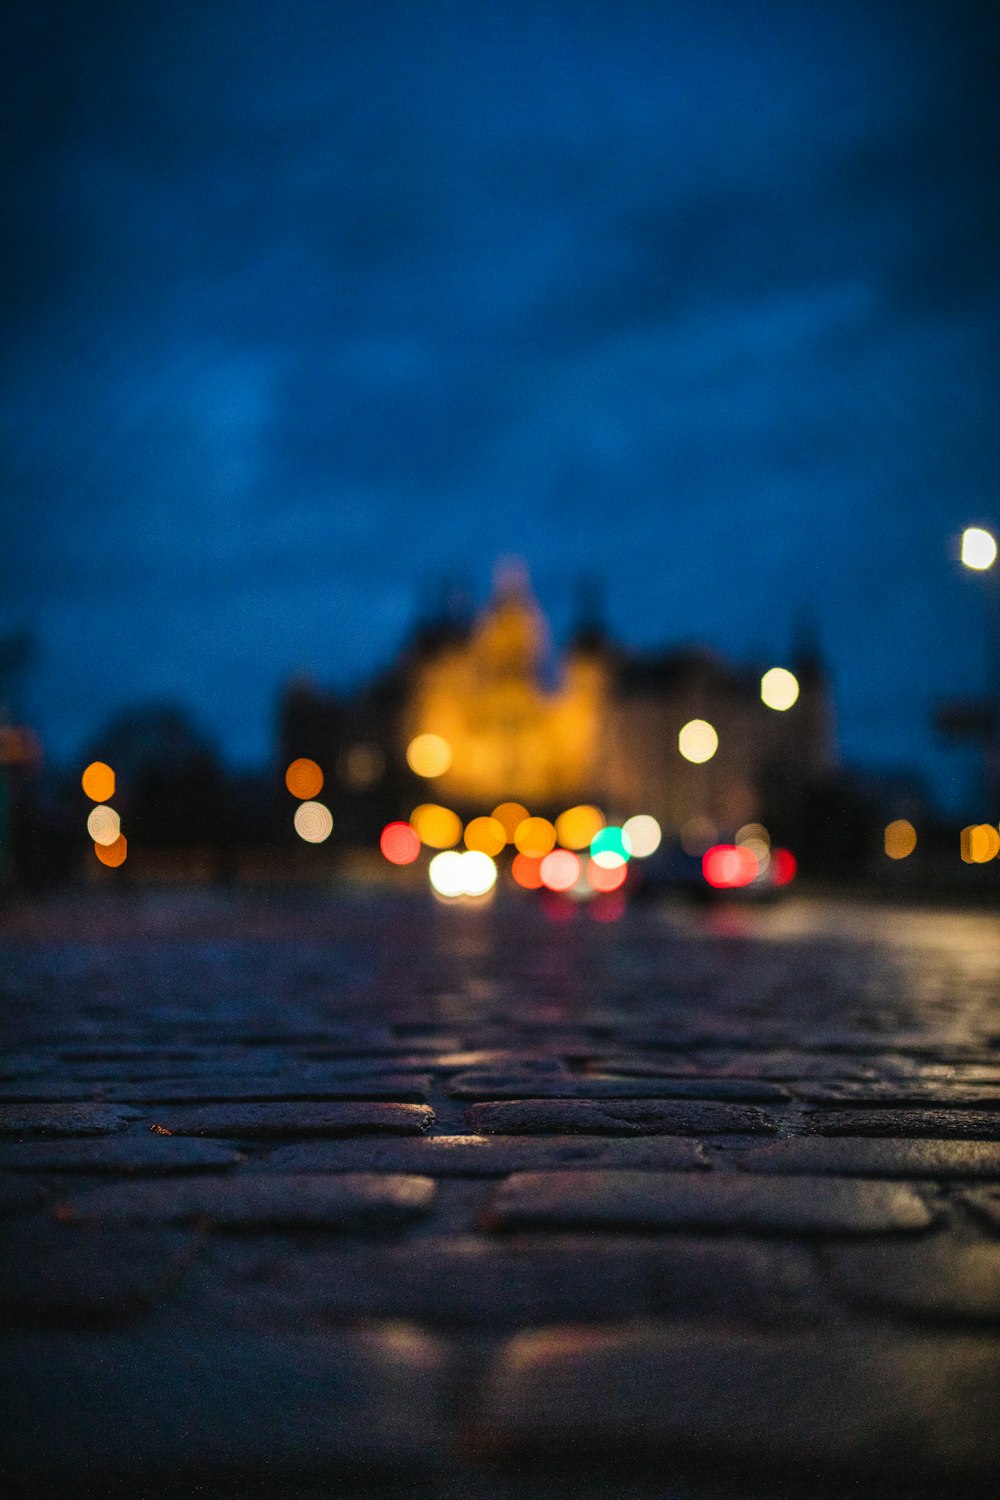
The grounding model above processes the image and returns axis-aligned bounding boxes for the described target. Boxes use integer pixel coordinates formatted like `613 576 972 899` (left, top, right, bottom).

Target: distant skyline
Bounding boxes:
2 0 997 811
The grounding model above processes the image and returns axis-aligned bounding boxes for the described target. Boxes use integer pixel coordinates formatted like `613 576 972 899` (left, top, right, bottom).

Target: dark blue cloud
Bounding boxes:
2 0 998 811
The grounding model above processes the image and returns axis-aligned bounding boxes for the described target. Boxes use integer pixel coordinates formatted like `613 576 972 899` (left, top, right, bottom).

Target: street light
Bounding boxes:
958 525 999 815
961 527 998 572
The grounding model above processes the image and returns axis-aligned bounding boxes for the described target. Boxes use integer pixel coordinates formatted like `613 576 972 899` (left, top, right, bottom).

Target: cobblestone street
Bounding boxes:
2 888 1000 1498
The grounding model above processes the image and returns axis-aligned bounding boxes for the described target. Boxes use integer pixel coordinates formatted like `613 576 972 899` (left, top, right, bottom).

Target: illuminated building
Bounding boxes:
279 562 836 837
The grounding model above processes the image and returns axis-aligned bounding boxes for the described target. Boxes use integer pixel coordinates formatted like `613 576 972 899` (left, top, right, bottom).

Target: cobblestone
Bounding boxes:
3 890 1000 1497
1 1224 197 1323
484 1170 934 1234
0 1102 142 1136
824 1241 1000 1323
447 1071 790 1101
53 1172 437 1229
3 1326 446 1491
0 1137 243 1173
471 1327 1000 1479
248 1134 709 1174
146 1101 435 1136
806 1108 1000 1138
732 1137 1000 1176
466 1099 778 1134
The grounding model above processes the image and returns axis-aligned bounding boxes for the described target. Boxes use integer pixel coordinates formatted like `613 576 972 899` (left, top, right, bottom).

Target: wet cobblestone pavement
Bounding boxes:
2 888 1000 1498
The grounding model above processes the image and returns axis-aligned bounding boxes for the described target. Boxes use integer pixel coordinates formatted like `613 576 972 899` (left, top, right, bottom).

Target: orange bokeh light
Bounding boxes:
491 802 530 841
285 758 324 799
82 761 115 802
511 853 544 889
464 816 506 857
94 834 127 868
514 816 556 858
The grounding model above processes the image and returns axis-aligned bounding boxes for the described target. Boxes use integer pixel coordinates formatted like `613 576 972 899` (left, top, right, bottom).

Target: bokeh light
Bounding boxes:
622 814 661 858
514 816 556 857
770 848 797 885
961 824 1000 863
293 800 333 843
739 837 771 873
590 826 630 868
680 816 716 855
94 834 127 868
428 849 497 898
760 667 800 711
406 733 452 778
540 849 581 891
428 850 466 897
511 853 544 889
678 719 718 763
587 858 627 893
285 758 324 799
702 843 758 888
464 816 506 856
736 823 769 847
491 802 530 841
380 821 421 865
411 803 462 848
82 761 115 802
961 527 998 570
884 819 917 859
555 804 605 850
87 805 121 846
460 850 498 897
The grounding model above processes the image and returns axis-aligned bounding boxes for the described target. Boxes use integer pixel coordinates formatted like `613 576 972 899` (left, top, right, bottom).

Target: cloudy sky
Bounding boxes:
2 0 997 807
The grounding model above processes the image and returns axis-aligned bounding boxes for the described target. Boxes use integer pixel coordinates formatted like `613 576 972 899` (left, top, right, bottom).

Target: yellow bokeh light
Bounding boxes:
884 819 917 860
410 803 462 849
293 800 333 843
961 527 998 571
82 761 115 802
760 667 800 711
678 719 718 764
961 824 1000 863
740 837 771 873
621 814 661 858
94 834 127 868
736 823 770 848
464 816 506 856
285 758 324 799
87 805 121 846
491 802 530 841
555 804 605 850
406 733 453 778
514 816 557 858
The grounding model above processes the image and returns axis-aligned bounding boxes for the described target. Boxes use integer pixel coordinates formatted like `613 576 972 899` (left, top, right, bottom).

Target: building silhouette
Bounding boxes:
279 564 835 838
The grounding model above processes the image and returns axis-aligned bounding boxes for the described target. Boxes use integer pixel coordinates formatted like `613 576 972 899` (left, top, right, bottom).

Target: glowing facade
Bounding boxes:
280 563 836 835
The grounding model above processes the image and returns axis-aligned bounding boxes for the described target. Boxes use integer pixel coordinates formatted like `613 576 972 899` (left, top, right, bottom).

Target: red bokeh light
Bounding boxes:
380 821 420 865
702 843 758 889
540 849 581 892
586 858 627 893
770 847 797 885
511 853 544 889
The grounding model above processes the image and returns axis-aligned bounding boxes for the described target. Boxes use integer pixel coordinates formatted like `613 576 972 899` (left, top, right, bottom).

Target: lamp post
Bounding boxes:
959 526 999 815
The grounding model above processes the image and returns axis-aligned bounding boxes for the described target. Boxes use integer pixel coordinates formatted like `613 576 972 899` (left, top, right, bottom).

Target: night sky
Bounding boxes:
3 0 998 810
